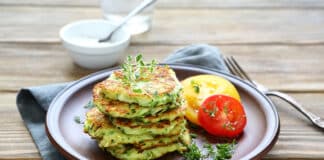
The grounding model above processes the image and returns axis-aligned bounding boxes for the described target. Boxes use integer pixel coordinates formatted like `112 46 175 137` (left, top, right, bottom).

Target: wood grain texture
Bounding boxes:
1 0 324 159
0 43 323 92
1 92 324 159
2 6 324 44
1 0 324 8
0 93 40 159
265 93 324 159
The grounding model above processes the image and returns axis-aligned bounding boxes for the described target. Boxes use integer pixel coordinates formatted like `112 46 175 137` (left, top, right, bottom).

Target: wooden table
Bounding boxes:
1 0 324 159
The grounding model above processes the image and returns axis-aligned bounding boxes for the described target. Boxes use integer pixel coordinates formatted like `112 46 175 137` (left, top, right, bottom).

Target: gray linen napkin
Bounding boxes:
16 44 228 159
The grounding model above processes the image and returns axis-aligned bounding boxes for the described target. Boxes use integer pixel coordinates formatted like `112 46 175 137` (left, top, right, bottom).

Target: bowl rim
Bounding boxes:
59 19 130 55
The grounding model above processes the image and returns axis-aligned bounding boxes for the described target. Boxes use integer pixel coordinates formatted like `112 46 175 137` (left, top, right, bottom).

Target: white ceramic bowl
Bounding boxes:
59 19 130 69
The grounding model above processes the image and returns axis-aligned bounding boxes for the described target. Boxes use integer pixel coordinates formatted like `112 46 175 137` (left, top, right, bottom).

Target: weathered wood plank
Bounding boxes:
159 0 324 8
0 93 40 159
1 6 324 44
1 92 323 159
1 0 323 159
0 43 324 92
1 0 324 8
265 93 324 159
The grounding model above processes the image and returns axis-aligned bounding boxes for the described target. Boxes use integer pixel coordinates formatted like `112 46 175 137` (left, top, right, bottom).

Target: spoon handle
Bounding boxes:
117 0 157 29
99 0 157 42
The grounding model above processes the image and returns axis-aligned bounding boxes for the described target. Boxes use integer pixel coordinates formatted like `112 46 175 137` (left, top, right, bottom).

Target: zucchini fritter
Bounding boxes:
93 83 183 120
107 143 187 160
84 108 186 147
99 66 182 107
111 117 186 135
108 129 190 154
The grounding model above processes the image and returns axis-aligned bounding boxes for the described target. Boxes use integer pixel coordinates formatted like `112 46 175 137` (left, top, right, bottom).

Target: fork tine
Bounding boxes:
229 56 254 83
223 57 237 75
224 56 244 78
224 56 256 86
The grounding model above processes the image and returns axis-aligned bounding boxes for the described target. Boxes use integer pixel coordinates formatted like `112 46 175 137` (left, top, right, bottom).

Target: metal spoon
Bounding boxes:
99 0 158 43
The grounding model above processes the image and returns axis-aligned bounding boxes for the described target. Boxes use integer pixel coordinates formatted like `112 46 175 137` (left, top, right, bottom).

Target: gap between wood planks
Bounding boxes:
1 0 324 10
3 41 324 46
2 4 324 10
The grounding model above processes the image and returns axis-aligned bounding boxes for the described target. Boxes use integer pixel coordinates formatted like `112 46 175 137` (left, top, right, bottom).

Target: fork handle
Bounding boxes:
265 91 320 123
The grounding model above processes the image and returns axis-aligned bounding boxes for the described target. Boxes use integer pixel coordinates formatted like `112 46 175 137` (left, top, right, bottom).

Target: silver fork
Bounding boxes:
224 56 324 129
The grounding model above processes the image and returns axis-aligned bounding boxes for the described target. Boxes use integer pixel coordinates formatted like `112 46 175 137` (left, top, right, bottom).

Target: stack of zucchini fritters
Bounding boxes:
84 59 190 160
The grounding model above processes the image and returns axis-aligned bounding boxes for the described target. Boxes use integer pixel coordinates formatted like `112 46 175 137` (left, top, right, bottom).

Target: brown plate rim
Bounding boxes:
46 63 280 160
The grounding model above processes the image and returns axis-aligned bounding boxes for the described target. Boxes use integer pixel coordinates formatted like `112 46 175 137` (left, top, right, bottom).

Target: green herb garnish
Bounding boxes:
203 106 218 118
183 141 236 160
150 59 157 72
222 122 235 131
193 85 200 93
84 100 94 109
183 143 202 160
132 88 142 93
74 116 83 124
121 54 158 86
223 101 230 115
191 80 200 93
215 141 236 160
203 143 217 158
190 133 198 139
121 56 136 85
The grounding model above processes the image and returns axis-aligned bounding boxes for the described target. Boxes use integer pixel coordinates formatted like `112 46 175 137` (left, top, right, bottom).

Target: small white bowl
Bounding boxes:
60 19 130 69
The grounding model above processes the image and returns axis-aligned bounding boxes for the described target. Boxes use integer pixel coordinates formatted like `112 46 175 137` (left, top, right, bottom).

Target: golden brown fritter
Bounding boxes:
98 66 182 107
93 84 182 120
84 108 187 147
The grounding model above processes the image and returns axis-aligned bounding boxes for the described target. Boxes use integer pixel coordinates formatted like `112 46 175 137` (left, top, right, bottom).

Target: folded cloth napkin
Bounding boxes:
16 44 228 159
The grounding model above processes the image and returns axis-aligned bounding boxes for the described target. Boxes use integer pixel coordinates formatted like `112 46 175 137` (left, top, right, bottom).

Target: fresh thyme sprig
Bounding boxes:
214 140 236 160
150 59 157 72
121 54 158 86
182 140 236 160
203 143 217 159
183 143 203 160
121 56 135 85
